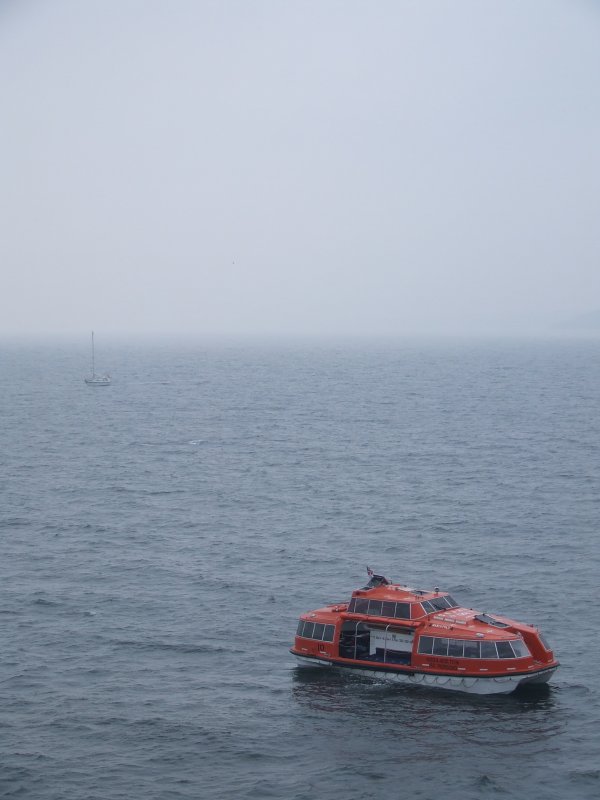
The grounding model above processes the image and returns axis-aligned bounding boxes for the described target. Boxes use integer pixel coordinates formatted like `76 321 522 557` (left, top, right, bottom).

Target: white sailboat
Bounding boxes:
84 331 111 385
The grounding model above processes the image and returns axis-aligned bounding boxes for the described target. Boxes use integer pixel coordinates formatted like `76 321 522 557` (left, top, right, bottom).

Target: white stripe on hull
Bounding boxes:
293 655 556 695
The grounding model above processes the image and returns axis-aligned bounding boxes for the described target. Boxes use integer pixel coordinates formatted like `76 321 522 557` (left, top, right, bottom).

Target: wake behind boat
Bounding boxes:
291 569 559 695
84 331 111 385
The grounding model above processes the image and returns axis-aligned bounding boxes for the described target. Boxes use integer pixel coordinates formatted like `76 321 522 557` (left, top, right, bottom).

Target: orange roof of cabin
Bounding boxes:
300 584 540 642
351 583 442 602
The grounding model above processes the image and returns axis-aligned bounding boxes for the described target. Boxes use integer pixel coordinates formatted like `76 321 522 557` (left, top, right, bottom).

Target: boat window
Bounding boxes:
394 603 410 619
367 600 383 616
415 636 529 660
313 623 326 641
480 641 499 659
297 620 336 642
510 639 530 658
496 641 515 659
417 636 434 655
347 598 411 619
445 595 458 608
539 634 552 651
463 640 481 659
432 638 449 656
382 601 396 618
448 639 464 658
302 621 315 639
421 600 435 613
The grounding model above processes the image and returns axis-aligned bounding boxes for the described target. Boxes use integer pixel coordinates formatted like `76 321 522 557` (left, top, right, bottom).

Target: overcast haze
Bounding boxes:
1 0 599 339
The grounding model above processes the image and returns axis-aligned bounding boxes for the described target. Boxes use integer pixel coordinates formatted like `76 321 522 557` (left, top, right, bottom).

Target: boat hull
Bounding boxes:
292 653 557 695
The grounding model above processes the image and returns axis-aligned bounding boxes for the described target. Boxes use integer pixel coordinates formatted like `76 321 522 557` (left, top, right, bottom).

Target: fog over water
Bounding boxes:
1 0 599 339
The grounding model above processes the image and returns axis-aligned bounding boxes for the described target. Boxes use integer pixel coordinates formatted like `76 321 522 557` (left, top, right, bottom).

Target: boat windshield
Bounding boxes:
421 595 458 613
347 597 411 619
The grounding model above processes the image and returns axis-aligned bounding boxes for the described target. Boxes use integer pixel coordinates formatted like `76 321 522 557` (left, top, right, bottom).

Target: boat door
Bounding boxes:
339 621 370 659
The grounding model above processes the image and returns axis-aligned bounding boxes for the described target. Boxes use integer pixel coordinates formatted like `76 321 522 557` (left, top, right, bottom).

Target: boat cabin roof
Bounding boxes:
298 584 538 641
299 604 347 624
351 583 451 603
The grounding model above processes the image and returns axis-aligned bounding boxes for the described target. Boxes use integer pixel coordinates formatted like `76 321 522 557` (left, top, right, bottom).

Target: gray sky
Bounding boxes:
1 0 599 338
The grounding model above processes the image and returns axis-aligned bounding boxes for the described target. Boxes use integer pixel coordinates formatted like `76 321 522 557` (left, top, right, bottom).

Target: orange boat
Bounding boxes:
290 569 559 695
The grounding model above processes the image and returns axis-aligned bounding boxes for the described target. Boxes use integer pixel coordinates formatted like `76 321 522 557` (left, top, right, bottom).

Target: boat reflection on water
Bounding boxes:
290 666 565 800
291 665 356 714
291 668 565 785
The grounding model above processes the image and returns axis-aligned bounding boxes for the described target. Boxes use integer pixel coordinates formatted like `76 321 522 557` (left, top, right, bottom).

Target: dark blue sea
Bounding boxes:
1 339 599 799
